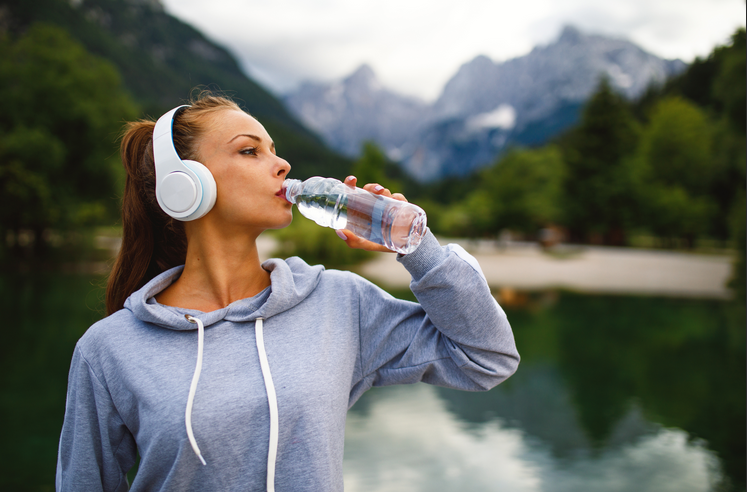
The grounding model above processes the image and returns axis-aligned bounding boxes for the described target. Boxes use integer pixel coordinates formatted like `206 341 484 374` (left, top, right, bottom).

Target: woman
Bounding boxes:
56 94 519 491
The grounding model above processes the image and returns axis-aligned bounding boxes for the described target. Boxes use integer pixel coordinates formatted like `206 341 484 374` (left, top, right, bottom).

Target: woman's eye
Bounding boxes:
240 147 258 156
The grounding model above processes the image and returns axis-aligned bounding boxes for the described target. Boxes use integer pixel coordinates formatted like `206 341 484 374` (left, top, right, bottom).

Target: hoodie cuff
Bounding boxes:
396 229 447 281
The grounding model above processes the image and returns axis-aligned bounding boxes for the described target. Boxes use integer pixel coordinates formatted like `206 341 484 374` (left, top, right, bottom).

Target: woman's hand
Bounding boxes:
335 175 408 253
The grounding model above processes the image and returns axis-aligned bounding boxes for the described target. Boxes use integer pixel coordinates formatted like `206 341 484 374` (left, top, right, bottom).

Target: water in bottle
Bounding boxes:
281 177 427 254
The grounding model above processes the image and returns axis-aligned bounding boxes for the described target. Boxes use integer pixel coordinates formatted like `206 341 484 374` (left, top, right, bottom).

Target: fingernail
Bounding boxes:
346 176 355 182
336 230 347 240
374 185 384 192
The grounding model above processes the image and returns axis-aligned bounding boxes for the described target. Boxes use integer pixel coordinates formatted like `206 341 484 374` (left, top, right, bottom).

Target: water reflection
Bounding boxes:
0 272 105 491
344 384 719 492
346 292 745 492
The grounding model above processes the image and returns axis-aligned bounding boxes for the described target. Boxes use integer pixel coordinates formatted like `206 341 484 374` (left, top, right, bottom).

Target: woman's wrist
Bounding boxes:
396 229 447 281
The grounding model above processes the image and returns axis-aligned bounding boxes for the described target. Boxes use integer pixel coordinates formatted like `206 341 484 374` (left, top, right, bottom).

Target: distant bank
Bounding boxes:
354 239 735 300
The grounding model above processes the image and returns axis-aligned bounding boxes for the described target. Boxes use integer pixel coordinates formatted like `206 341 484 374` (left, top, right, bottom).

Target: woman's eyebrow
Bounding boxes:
228 133 262 144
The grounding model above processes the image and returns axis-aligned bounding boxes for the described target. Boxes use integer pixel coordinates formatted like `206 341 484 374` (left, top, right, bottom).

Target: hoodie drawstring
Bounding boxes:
183 315 278 491
184 315 207 466
255 317 279 492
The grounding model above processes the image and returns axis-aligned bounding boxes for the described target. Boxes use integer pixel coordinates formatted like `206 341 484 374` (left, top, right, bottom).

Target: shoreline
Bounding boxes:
355 238 735 299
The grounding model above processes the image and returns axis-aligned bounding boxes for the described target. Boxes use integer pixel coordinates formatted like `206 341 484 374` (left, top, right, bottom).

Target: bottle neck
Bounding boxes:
282 178 303 204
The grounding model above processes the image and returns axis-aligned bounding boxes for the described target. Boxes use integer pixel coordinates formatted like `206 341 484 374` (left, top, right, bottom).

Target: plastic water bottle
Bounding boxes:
282 177 427 254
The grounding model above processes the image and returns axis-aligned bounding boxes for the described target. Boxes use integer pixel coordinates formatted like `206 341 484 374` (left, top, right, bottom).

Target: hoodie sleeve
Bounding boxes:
56 345 137 492
350 230 520 401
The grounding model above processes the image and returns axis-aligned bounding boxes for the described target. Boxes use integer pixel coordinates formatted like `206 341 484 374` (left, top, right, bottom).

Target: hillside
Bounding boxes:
0 0 350 179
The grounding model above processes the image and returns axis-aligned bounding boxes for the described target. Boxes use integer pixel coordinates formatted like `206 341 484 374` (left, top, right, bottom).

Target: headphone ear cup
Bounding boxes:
180 160 217 221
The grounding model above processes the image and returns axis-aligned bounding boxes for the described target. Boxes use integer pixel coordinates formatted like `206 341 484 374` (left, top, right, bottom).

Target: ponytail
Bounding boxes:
105 120 187 315
106 93 243 315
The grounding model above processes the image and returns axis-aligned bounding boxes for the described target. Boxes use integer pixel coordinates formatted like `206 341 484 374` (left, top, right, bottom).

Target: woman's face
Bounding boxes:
195 109 293 231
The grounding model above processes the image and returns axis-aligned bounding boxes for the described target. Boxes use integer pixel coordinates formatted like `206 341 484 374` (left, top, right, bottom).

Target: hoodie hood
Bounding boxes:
124 257 324 330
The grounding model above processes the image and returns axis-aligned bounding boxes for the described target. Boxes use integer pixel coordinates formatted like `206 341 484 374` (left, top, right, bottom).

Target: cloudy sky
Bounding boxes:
160 0 745 101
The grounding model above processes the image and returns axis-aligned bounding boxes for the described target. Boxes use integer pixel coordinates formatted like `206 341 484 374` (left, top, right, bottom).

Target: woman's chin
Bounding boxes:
266 214 294 231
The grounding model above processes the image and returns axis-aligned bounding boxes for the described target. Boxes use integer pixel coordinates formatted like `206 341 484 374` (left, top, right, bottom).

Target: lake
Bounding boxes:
0 272 743 491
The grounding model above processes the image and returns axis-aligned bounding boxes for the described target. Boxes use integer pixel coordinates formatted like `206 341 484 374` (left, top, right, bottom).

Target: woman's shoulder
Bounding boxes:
280 256 367 286
75 308 144 361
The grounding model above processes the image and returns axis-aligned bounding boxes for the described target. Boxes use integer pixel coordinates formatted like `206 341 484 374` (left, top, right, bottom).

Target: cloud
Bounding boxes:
467 104 518 131
342 384 721 492
161 0 745 100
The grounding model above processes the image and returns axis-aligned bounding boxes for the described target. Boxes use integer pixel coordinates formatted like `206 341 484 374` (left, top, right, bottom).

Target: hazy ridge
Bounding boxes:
284 26 686 182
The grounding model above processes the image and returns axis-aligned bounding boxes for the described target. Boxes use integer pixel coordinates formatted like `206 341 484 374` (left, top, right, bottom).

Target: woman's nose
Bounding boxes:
276 156 291 177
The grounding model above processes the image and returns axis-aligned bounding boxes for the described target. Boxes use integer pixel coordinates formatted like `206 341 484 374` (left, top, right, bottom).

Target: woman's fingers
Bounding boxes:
336 175 412 252
362 183 390 196
346 174 409 202
336 229 394 253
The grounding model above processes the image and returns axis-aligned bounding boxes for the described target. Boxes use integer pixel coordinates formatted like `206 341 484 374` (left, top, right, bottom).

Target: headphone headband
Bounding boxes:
153 105 189 177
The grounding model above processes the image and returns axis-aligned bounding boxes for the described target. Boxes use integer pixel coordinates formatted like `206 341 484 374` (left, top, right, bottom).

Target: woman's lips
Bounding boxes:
276 188 292 204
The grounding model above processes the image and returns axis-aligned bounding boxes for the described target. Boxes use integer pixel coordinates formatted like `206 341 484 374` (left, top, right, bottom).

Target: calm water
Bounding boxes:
1 273 744 491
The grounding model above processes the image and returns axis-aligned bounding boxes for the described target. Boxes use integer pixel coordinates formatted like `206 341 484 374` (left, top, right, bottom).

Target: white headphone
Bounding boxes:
153 105 217 221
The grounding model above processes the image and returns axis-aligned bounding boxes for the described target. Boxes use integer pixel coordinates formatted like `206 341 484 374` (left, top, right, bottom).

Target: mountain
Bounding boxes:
284 26 687 182
1 0 350 179
283 64 428 159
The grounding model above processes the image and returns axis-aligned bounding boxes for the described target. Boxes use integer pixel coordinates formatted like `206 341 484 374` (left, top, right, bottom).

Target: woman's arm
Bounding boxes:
57 346 136 492
349 229 520 404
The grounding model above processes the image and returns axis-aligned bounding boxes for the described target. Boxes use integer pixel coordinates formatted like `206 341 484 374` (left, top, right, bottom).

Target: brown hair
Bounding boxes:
106 94 243 315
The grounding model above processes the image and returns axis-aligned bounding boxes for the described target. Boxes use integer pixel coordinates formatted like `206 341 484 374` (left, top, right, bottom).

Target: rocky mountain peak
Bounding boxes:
284 27 687 181
558 25 584 45
343 63 382 94
346 64 377 85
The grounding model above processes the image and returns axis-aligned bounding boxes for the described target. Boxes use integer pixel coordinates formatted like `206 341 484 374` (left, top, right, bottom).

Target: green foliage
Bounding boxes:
351 141 403 191
559 78 641 244
0 127 64 229
640 28 746 124
483 146 566 233
634 97 716 241
434 146 566 237
436 190 493 237
268 212 375 268
712 29 746 135
638 97 712 191
0 24 139 256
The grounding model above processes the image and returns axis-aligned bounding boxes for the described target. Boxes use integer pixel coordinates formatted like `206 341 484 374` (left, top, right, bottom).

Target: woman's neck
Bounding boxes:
156 224 271 312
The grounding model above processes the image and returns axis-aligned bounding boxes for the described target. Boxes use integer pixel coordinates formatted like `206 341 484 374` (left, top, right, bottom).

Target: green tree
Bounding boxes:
560 78 641 245
437 191 493 237
712 28 746 135
436 146 565 238
635 97 716 245
709 28 746 243
485 146 566 235
0 24 138 257
351 141 402 192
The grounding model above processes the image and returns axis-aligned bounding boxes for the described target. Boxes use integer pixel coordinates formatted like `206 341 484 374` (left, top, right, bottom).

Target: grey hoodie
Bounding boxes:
56 231 519 491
